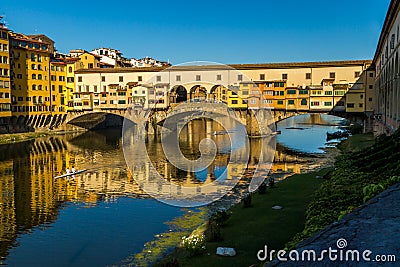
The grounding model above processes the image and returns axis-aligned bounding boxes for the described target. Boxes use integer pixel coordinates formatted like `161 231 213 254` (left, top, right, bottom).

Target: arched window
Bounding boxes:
33 96 37 103
38 74 42 80
38 85 42 90
69 66 72 73
31 64 36 70
32 74 36 80
32 84 36 90
38 64 42 70
38 96 43 103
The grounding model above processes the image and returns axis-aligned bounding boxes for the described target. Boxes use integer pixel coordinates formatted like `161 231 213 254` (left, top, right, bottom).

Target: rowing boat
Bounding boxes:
54 169 87 179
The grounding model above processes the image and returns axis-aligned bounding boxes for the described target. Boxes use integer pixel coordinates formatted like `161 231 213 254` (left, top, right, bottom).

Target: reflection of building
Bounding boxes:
0 160 16 256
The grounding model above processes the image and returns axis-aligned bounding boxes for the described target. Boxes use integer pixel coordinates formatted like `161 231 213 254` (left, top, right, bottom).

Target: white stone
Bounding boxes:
216 247 236 257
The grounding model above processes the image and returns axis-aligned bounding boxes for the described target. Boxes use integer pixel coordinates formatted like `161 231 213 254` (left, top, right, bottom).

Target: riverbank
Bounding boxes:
156 169 330 267
0 130 85 145
155 133 376 267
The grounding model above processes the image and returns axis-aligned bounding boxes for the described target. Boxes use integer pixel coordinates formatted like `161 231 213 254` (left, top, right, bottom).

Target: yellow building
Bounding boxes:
65 58 80 112
346 83 365 113
9 33 53 122
50 60 67 114
0 18 11 120
272 81 286 109
227 84 247 109
69 49 100 69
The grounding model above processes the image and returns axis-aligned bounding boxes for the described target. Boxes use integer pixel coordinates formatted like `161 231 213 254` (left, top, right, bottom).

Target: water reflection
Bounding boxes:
0 115 336 265
277 114 345 153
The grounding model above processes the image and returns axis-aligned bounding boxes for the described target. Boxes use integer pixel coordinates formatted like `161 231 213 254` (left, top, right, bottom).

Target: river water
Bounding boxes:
0 114 344 266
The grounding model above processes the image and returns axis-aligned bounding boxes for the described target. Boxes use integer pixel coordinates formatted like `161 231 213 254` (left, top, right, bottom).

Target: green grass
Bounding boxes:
337 133 375 153
158 169 329 267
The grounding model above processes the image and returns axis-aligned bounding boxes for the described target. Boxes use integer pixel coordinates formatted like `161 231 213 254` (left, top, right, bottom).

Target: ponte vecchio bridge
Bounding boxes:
24 60 373 133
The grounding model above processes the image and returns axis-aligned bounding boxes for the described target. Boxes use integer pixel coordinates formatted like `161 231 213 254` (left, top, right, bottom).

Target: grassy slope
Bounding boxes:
163 169 329 267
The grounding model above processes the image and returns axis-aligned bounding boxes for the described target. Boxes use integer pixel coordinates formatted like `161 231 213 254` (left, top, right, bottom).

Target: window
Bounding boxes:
369 85 373 89
311 101 320 106
38 64 42 70
260 74 265 80
354 71 361 78
280 91 284 96
324 102 332 106
329 72 336 79
250 99 256 104
176 75 181 81
38 74 42 80
94 85 97 92
324 91 333 95
67 77 74 83
101 76 105 82
119 76 123 82
242 90 249 95
156 76 161 82
69 67 73 73
287 89 296 94
52 85 55 91
369 97 373 102
264 99 273 104
32 74 36 80
360 94 363 99
264 90 274 95
369 72 374 77
86 86 89 92
78 76 82 82
32 85 36 90
231 100 238 104
288 100 295 105
347 103 355 108
238 74 243 81
31 64 36 70
306 73 311 79
196 75 201 81
31 53 35 61
299 90 308 95
282 73 288 80
359 103 363 108
138 76 142 82
59 76 65 82
277 100 284 105
301 99 307 105
216 74 221 81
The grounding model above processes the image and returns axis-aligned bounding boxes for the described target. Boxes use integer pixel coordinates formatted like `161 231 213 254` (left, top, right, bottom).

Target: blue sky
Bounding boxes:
0 0 391 64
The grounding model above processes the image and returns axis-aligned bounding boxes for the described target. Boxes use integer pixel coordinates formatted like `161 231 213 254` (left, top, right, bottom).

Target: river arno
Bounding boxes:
0 114 344 266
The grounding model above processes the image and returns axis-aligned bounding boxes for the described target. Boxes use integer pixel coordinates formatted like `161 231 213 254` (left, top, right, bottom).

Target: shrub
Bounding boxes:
258 182 267 194
205 220 221 242
243 193 252 208
268 177 275 188
181 234 206 256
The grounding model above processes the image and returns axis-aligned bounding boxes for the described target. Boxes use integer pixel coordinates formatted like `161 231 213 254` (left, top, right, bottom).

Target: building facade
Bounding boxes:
373 0 400 131
74 61 371 115
0 17 11 123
